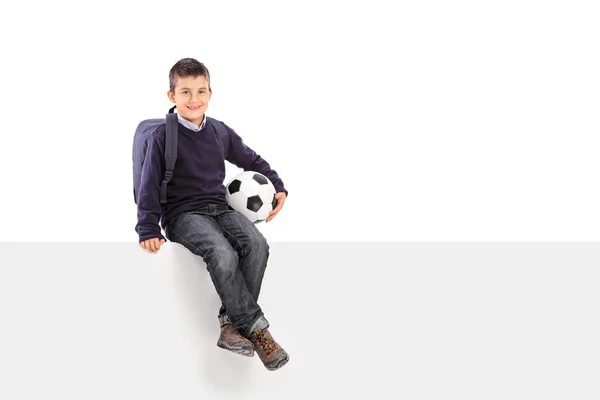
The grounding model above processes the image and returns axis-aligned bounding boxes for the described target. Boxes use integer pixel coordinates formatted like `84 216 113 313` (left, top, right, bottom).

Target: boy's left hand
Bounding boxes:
266 192 286 223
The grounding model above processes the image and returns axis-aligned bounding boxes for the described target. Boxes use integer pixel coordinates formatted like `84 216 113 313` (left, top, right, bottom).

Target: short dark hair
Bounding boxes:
169 58 211 93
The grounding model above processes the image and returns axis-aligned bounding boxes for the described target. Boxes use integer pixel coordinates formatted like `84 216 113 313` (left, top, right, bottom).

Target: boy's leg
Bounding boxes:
215 207 270 330
165 206 266 338
215 206 289 370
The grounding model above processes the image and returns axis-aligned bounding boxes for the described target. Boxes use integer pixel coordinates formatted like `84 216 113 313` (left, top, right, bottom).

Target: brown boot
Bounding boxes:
248 328 289 371
217 324 254 357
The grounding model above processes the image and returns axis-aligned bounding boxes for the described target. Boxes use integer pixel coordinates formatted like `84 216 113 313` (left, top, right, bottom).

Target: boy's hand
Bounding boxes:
140 238 166 254
266 192 286 223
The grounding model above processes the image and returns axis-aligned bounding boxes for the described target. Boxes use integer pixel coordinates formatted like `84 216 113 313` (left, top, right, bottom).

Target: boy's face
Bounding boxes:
167 75 212 126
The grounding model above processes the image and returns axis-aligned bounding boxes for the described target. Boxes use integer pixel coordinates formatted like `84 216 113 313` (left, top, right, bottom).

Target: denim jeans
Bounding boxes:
164 203 270 338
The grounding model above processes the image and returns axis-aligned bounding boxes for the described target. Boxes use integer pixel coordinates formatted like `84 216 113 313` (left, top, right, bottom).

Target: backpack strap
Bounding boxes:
160 106 178 204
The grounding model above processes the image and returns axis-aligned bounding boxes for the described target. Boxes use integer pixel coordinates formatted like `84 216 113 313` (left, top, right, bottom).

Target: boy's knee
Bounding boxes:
208 245 239 270
248 234 269 253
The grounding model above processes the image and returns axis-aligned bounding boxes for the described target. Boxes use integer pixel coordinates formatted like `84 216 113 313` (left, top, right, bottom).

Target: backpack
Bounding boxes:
132 105 230 204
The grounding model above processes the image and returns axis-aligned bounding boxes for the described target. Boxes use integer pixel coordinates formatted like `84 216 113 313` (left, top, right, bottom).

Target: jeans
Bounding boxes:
164 203 270 338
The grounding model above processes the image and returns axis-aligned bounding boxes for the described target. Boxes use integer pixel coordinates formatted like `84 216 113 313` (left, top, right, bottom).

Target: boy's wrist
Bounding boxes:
139 233 166 243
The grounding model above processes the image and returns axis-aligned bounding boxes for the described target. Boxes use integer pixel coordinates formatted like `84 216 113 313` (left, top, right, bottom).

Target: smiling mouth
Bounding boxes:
187 105 202 110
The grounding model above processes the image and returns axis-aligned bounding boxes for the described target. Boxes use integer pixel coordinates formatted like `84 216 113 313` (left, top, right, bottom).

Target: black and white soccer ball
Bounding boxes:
226 171 277 224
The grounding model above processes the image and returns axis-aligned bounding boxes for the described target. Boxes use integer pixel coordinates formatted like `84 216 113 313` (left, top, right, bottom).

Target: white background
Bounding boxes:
0 0 599 242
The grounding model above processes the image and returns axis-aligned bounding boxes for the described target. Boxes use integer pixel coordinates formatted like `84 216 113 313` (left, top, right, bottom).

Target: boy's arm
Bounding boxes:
135 130 167 242
224 124 289 196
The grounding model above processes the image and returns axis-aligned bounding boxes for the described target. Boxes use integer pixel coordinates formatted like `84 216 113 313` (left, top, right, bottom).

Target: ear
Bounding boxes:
208 89 212 100
167 90 176 103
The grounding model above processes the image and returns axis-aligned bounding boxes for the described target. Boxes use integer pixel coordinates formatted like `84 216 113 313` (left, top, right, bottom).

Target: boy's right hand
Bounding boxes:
140 238 166 254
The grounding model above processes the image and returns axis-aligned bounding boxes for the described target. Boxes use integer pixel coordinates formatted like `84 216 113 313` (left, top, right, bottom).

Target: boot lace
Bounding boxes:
252 329 277 357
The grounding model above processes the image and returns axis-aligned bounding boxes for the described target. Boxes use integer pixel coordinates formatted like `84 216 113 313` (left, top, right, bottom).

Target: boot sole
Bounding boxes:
264 351 290 371
217 339 254 357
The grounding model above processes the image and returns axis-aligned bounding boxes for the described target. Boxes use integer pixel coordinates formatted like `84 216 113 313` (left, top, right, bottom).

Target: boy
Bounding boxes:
135 58 289 371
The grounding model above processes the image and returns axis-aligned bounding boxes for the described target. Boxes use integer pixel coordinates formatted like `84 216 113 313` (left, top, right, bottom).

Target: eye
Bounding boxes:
182 91 190 94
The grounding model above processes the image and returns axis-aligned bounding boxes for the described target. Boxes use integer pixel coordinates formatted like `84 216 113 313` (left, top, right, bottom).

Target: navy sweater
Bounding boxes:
135 118 288 242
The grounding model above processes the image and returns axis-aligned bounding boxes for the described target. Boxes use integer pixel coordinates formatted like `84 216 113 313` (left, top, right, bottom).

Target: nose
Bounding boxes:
191 92 201 103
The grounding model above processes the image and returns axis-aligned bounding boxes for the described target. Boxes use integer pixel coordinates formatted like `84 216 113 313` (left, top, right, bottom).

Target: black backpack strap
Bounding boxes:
160 106 178 204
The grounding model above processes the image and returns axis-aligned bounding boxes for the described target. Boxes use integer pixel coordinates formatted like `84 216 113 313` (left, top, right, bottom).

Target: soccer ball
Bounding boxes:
225 171 277 224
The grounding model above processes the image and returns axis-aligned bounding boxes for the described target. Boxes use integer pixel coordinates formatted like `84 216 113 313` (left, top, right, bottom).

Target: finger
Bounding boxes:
271 200 282 213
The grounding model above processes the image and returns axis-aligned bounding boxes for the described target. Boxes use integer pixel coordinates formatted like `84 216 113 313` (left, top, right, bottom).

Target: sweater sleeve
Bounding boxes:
224 124 288 197
135 129 167 242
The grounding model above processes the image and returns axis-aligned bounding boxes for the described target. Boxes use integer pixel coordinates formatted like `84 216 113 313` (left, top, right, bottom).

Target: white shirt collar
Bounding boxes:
174 108 206 132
